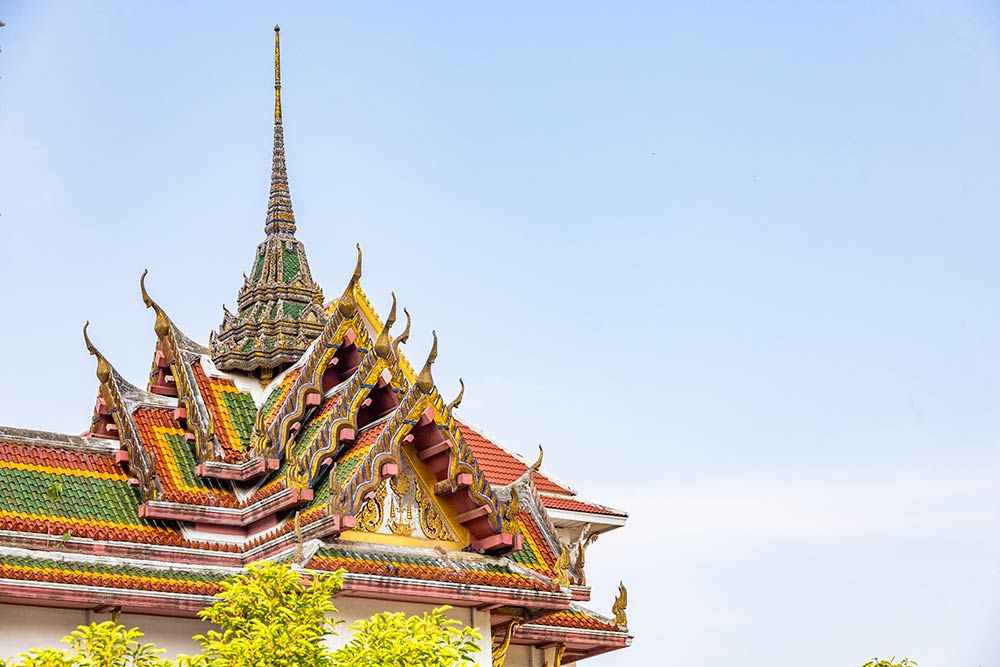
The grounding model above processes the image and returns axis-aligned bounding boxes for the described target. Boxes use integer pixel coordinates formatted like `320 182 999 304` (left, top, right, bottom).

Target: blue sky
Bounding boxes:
2 2 1000 665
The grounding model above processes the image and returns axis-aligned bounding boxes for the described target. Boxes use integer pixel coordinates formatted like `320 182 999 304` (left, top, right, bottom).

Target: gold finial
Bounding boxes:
337 244 363 316
491 619 521 667
612 581 628 627
274 25 282 123
416 330 438 393
391 307 411 355
554 545 570 588
530 444 544 473
373 292 397 358
83 322 112 385
140 270 171 340
447 378 465 412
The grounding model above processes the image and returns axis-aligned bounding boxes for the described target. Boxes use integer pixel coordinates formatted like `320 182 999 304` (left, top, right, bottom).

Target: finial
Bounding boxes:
274 25 282 124
336 244 363 316
139 269 153 307
391 307 411 355
373 292 397 358
447 378 465 412
83 322 112 385
612 581 628 627
416 330 438 393
530 444 544 473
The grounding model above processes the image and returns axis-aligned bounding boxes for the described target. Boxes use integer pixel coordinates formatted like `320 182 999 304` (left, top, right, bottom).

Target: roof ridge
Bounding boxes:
0 426 118 452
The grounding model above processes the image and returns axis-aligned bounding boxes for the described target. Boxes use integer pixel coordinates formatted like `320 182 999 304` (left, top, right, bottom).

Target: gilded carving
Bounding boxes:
388 473 415 536
356 481 387 532
491 619 520 667
416 484 451 541
612 581 628 627
554 544 571 588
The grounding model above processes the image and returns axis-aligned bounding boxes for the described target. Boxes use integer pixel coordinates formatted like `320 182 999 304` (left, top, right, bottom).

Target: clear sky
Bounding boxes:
2 2 1000 665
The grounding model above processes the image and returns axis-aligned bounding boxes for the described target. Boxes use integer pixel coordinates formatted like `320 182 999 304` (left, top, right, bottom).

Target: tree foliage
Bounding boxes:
2 562 483 667
860 659 918 667
9 622 167 667
331 606 481 667
176 561 343 667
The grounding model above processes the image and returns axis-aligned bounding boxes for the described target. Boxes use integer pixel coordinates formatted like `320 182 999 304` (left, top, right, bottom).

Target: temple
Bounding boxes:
0 27 631 667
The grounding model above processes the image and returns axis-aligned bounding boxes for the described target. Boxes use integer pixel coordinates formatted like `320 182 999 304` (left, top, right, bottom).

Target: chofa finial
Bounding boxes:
83 321 112 385
416 330 438 393
447 378 465 412
391 307 411 355
337 244 363 316
530 444 544 473
373 292 397 358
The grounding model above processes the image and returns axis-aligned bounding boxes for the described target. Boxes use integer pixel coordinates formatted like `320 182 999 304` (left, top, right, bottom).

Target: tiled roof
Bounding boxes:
0 437 234 550
0 554 227 596
455 420 570 495
308 544 559 592
538 495 627 518
131 407 239 507
508 510 556 576
191 360 256 462
532 605 622 633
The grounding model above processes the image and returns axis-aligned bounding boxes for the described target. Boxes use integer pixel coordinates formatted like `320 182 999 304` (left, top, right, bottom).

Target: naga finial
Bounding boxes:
273 25 282 124
491 619 521 667
530 444 544 473
612 581 628 627
139 269 170 340
416 330 438 393
373 292 397 359
391 307 411 355
139 269 154 308
83 321 112 385
337 244 363 316
447 378 465 412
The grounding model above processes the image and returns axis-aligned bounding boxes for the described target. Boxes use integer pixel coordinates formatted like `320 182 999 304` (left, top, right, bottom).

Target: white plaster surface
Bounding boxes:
0 600 512 666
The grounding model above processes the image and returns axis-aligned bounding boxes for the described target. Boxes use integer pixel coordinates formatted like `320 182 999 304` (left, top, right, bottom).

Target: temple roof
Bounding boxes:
0 26 631 664
211 26 326 377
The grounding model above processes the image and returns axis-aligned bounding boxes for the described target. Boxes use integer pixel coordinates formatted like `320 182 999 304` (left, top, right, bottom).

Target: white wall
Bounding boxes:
0 600 502 665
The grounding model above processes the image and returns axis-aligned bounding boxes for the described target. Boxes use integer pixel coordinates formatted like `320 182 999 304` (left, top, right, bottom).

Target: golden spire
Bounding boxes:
265 24 296 236
274 26 282 124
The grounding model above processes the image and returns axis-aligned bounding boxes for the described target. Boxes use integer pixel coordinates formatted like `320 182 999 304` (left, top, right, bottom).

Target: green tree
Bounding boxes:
10 622 167 667
860 659 918 667
176 561 344 667
332 606 481 667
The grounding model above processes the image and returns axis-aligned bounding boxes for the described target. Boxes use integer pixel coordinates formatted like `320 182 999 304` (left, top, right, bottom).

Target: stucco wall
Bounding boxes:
0 600 511 666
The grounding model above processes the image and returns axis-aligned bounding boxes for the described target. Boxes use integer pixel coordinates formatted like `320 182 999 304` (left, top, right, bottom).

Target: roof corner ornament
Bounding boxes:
139 270 171 341
373 292 397 359
612 581 628 627
530 444 544 474
446 378 465 412
544 643 567 667
553 544 571 588
415 330 438 394
326 463 350 517
337 244 363 316
83 321 112 386
391 307 411 356
491 619 521 667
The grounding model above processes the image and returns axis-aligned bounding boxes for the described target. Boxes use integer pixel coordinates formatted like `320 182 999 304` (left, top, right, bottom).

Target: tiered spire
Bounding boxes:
212 26 327 379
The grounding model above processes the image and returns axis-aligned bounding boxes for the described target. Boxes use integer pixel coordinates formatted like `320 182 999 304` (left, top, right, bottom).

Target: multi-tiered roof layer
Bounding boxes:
0 27 630 666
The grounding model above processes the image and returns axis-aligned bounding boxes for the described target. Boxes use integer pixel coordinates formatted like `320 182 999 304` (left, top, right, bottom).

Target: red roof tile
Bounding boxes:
455 420 570 495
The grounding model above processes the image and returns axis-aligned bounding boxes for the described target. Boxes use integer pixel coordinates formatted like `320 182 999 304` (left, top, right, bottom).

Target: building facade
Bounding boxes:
0 27 631 667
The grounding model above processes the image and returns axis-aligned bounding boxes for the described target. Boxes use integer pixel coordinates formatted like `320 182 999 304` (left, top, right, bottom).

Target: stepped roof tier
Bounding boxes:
0 27 631 666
